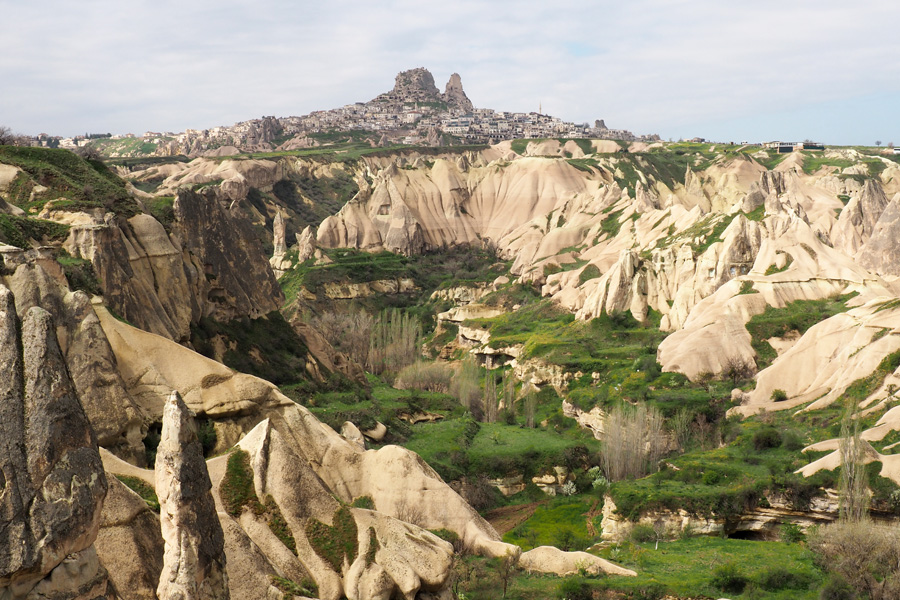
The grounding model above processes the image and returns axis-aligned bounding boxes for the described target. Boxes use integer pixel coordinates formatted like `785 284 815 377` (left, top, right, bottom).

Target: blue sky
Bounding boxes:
1 0 898 145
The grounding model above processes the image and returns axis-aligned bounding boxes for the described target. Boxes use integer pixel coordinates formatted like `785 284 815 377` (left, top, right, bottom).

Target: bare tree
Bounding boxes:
524 389 537 429
809 520 900 600
483 368 498 423
602 403 666 481
494 549 518 598
451 355 482 418
0 126 22 146
839 400 869 522
723 355 756 387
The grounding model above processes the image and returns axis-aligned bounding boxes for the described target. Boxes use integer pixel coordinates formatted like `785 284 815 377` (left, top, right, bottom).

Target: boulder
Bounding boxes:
518 546 636 577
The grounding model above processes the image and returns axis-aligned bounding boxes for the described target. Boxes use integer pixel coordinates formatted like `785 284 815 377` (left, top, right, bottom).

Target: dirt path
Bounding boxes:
483 501 545 536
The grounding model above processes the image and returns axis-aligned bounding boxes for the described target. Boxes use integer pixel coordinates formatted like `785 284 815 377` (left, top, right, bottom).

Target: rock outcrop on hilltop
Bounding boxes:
0 291 111 599
443 72 474 111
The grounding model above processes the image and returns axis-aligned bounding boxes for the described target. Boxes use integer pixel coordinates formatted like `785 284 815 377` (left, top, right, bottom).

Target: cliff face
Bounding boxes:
64 187 282 342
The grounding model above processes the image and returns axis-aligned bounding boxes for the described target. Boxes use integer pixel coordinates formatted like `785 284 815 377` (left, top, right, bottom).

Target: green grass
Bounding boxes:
503 494 598 550
0 213 69 249
146 196 175 227
0 146 139 217
596 537 822 599
746 294 856 370
306 506 358 573
115 475 160 512
220 448 264 517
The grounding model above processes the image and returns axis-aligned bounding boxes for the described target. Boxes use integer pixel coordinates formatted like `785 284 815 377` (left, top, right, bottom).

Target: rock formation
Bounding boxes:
0 290 110 599
442 73 474 111
155 391 229 600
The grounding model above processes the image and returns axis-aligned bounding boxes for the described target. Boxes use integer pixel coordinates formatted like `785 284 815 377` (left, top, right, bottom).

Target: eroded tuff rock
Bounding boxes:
64 187 282 342
2 248 147 464
858 192 900 276
156 391 229 600
94 476 164 600
0 291 109 599
442 73 474 112
227 417 456 600
176 188 283 323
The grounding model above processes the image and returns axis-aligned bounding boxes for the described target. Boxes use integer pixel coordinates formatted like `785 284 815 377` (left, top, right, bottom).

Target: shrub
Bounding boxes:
772 389 788 402
711 561 748 594
818 575 856 600
758 566 813 591
753 427 782 451
630 523 656 543
780 522 806 543
556 578 594 600
394 361 453 393
350 495 375 510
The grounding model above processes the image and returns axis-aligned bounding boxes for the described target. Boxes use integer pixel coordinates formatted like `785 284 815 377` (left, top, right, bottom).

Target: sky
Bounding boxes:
1 0 899 146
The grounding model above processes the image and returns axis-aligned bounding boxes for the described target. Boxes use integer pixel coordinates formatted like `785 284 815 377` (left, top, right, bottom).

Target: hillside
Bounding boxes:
2 141 900 598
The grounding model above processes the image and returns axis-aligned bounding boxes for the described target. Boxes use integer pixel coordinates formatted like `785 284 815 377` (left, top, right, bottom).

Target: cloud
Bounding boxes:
1 0 897 143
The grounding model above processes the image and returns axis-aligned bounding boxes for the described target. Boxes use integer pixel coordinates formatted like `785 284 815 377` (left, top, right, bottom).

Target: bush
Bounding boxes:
818 575 856 600
393 361 453 393
780 522 806 543
556 578 594 600
753 427 782 451
630 522 656 543
711 561 748 594
771 389 788 402
758 566 813 591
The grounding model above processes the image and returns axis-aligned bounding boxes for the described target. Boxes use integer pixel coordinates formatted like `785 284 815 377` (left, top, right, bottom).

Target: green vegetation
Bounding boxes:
350 495 375 509
503 495 597 550
765 253 794 275
0 213 69 249
0 146 138 216
57 250 101 296
220 448 264 517
746 294 856 370
190 311 309 386
842 349 900 405
146 196 175 227
115 475 160 512
270 576 317 600
279 245 509 331
306 506 358 573
264 495 297 555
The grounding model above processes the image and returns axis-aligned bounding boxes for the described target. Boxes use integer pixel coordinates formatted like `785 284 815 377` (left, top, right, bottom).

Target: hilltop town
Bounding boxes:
25 67 659 157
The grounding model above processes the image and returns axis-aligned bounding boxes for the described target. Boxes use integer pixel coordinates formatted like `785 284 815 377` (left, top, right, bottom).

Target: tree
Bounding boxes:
838 400 869 522
809 520 900 600
602 403 665 481
876 140 882 147
524 389 537 429
494 549 518 598
723 355 756 387
0 126 20 146
483 368 498 423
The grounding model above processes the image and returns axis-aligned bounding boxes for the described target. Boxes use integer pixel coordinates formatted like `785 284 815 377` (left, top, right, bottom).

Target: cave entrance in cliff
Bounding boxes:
727 529 777 542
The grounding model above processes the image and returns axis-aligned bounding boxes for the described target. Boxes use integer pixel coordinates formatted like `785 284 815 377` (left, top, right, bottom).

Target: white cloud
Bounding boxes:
1 0 897 143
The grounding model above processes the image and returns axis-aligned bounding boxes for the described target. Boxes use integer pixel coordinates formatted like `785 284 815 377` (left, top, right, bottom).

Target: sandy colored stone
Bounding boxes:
518 546 635 577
